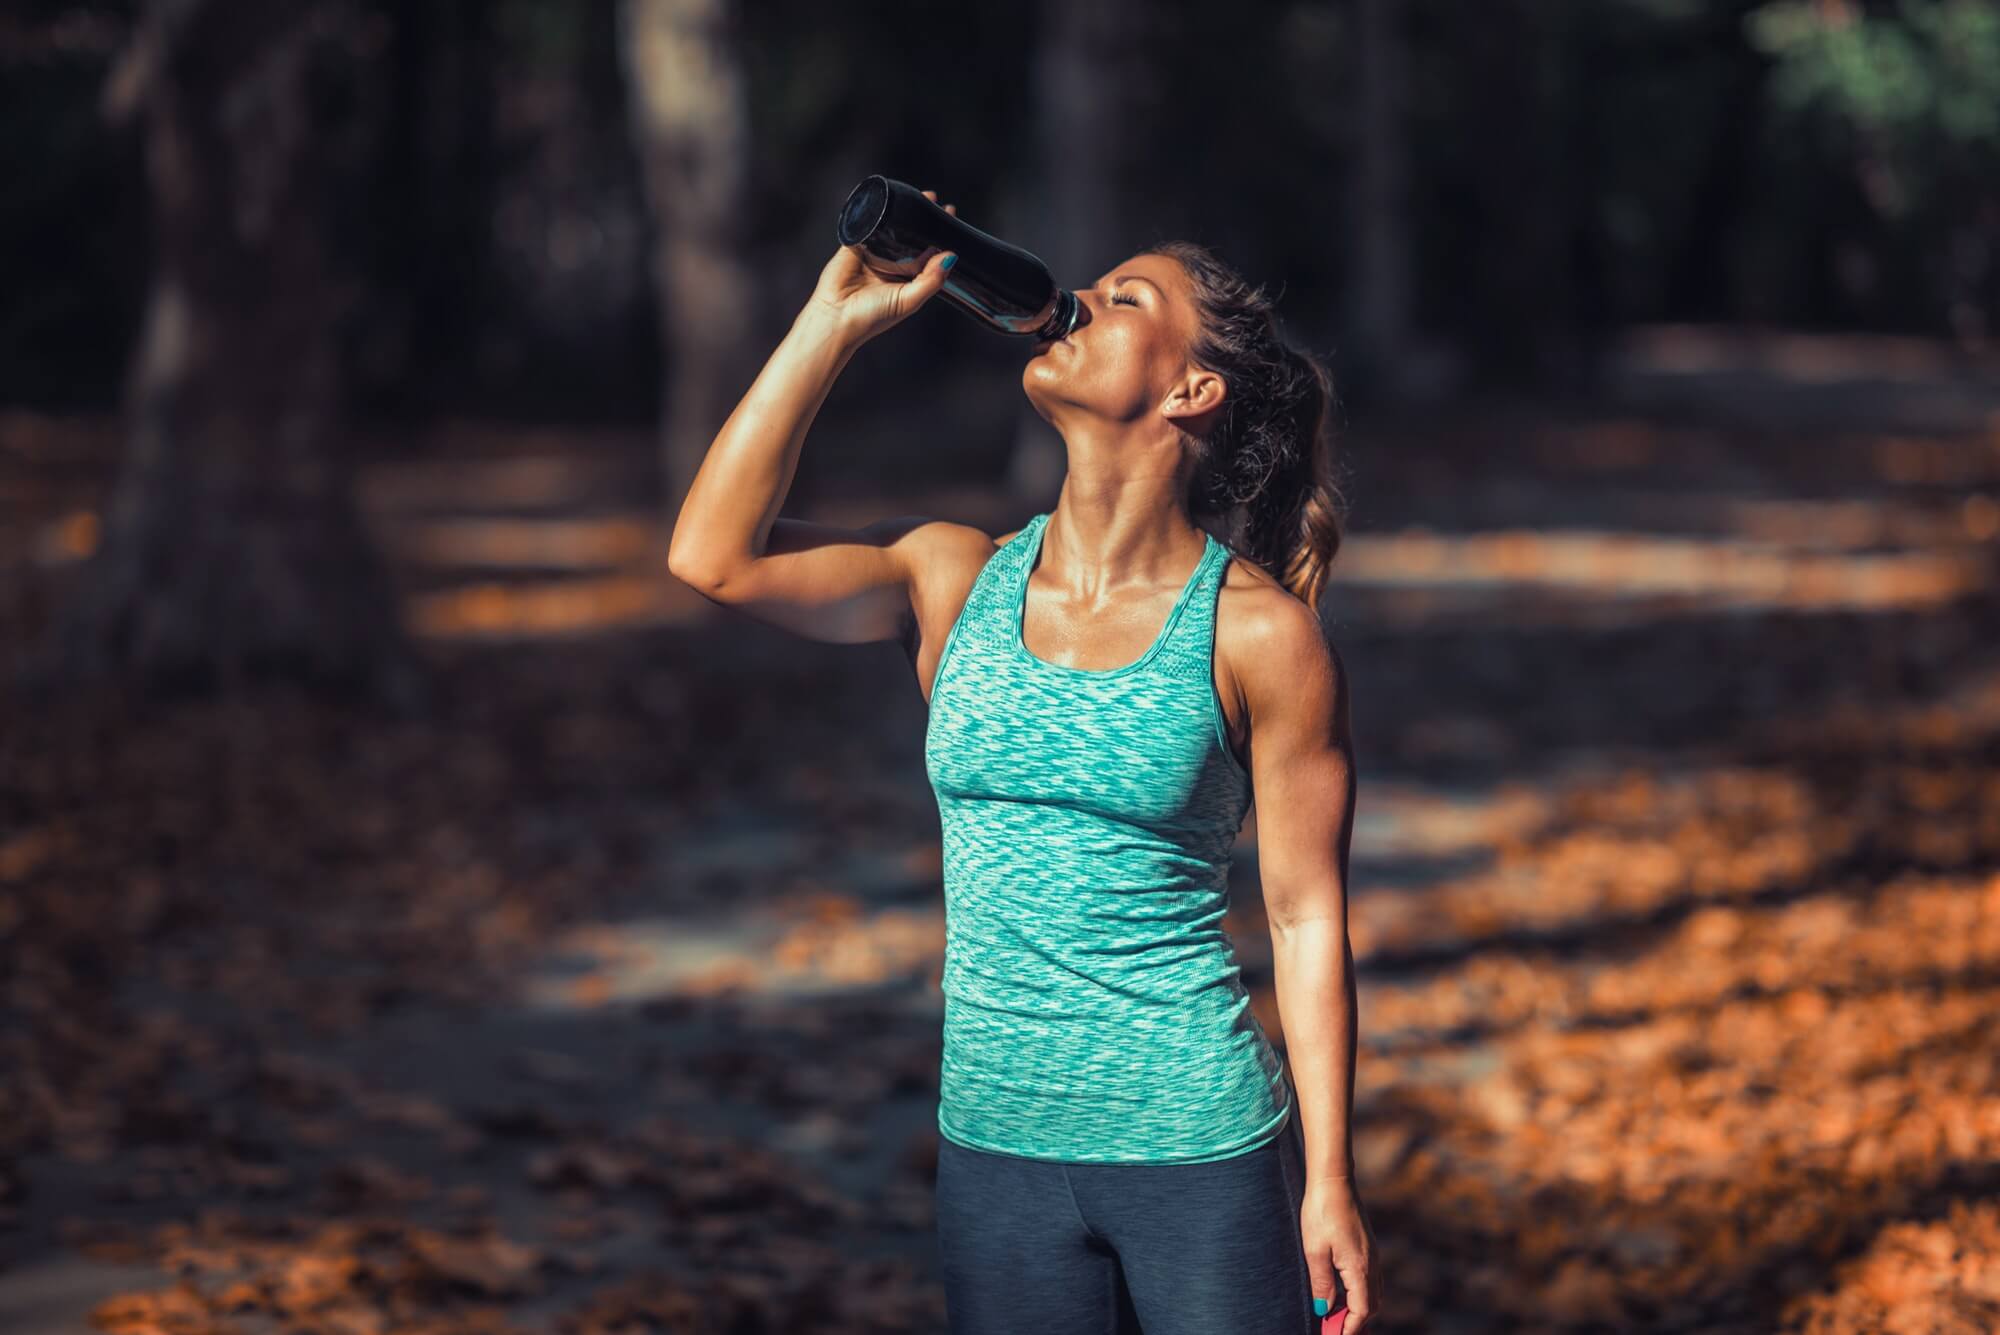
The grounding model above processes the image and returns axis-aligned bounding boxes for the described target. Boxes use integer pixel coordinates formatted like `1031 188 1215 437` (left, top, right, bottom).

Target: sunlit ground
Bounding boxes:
29 494 1993 638
14 392 1996 646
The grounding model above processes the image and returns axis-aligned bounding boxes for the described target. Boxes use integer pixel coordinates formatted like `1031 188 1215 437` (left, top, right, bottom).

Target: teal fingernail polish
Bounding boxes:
1314 1297 1330 1316
941 253 958 270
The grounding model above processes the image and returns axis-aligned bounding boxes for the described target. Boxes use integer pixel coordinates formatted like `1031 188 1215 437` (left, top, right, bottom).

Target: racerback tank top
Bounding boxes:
923 510 1292 1164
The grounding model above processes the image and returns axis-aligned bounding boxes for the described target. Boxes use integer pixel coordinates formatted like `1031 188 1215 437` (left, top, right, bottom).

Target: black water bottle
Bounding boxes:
836 175 1081 342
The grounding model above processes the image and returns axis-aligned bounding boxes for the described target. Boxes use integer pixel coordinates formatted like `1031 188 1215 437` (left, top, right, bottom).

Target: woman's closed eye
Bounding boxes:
1108 291 1139 307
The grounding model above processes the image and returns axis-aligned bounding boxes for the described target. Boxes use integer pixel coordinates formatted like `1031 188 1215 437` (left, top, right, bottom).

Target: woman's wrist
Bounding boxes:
792 299 864 351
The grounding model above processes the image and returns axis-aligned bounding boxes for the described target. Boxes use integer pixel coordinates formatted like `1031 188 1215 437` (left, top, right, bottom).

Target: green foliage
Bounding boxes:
1749 0 2000 191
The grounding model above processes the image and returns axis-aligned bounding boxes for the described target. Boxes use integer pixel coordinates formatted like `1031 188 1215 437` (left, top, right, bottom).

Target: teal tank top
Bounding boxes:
923 509 1292 1164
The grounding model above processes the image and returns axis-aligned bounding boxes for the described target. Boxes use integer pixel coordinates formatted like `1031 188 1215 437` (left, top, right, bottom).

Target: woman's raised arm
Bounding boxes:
666 193 969 645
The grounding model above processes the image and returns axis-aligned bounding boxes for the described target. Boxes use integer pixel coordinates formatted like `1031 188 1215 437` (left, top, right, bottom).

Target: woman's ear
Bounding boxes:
1163 368 1227 425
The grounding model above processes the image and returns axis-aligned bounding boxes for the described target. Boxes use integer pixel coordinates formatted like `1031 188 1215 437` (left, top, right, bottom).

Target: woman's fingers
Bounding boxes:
921 187 958 216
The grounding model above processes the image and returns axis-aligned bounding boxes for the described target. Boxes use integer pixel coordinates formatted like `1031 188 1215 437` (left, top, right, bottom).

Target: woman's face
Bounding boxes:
1022 251 1220 436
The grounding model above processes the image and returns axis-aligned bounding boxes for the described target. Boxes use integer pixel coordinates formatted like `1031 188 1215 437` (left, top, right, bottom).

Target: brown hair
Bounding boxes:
1144 240 1347 616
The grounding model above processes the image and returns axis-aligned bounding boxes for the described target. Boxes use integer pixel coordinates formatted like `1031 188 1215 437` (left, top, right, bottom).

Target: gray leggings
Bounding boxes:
932 1105 1321 1334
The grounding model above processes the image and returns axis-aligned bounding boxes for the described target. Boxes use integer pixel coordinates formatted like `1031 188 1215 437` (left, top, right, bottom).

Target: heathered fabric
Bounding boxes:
923 509 1291 1165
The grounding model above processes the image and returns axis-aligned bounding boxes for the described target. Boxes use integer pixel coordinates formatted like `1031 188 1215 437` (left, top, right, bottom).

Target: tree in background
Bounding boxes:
1002 0 1160 506
4 0 1995 472
1347 0 1415 390
618 0 762 515
25 0 428 709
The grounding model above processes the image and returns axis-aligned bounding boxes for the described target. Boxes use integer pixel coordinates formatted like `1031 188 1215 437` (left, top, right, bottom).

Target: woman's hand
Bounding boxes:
805 188 960 344
1302 1177 1378 1331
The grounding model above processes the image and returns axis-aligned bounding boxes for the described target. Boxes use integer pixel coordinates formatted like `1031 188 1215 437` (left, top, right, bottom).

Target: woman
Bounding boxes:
667 189 1377 1335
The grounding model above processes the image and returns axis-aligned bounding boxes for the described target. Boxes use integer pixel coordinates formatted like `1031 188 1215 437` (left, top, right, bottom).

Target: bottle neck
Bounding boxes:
1037 290 1080 341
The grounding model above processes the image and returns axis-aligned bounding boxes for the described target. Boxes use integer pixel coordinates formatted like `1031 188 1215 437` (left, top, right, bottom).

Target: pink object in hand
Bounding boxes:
1321 1306 1348 1333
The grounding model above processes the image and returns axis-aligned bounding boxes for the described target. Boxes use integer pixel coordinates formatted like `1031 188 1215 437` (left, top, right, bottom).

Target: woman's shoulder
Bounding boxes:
1214 555 1339 698
880 514 1028 571
1215 546 1302 630
903 515 1032 631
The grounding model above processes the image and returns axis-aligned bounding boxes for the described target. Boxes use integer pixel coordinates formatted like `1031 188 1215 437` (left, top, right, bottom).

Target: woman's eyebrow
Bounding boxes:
1094 275 1163 295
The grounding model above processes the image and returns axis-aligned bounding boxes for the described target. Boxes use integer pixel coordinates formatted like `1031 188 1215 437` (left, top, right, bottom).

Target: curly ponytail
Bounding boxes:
1146 241 1348 617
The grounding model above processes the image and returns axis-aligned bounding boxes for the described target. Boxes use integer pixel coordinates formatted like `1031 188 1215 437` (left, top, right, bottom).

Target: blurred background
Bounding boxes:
3 0 1999 1331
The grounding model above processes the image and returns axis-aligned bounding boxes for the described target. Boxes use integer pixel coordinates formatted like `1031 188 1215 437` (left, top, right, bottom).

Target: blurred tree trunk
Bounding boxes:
1448 0 1573 387
28 0 428 709
380 0 494 416
1346 0 1413 391
1005 0 1155 506
618 0 762 522
1663 26 1767 324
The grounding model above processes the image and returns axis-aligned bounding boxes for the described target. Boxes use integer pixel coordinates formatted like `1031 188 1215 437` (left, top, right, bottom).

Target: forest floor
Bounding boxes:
3 332 2000 1333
